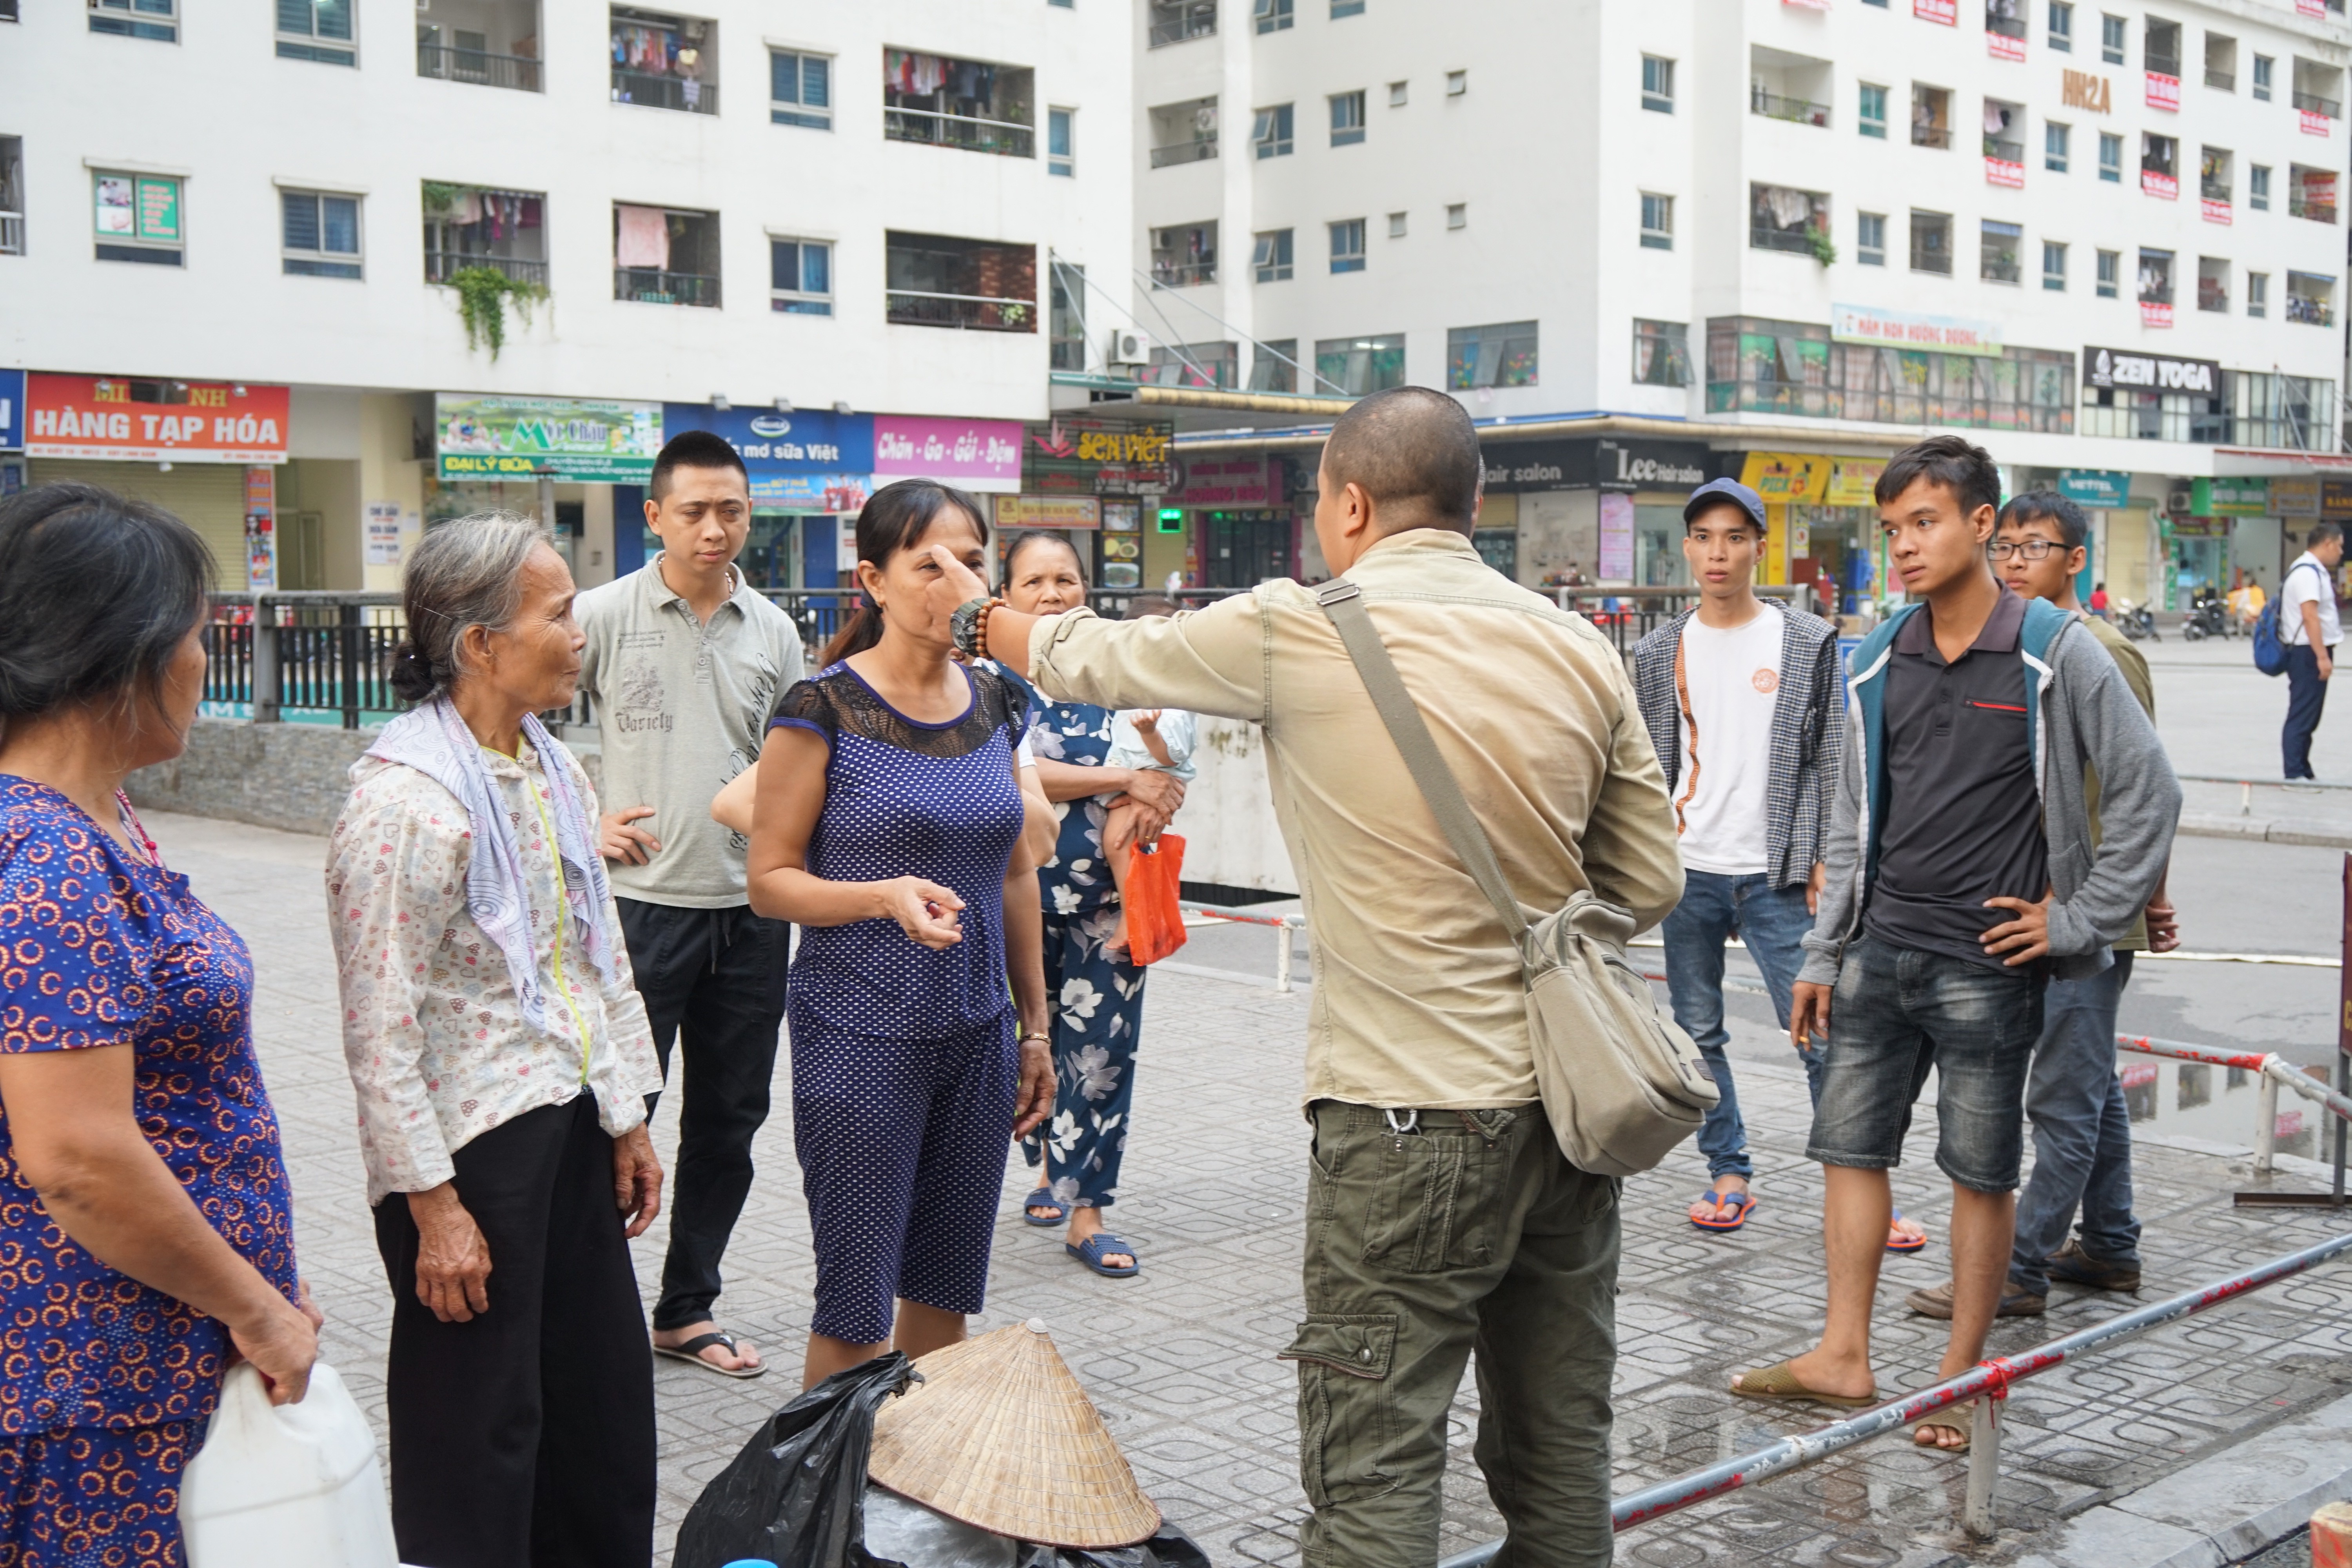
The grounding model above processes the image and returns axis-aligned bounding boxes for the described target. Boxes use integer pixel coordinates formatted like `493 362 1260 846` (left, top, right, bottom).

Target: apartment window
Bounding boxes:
885 232 1037 330
89 0 176 42
418 11 541 91
0 137 20 257
277 0 355 65
2100 11 2125 63
2098 132 2122 182
613 8 719 116
1448 321 1537 389
1330 90 1367 145
1859 82 1888 138
2043 240 2067 289
2046 122 2070 172
2200 146 2231 203
1151 221 1217 287
1049 263 1085 370
281 189 361 278
1388 80 1408 107
2251 164 2272 210
1253 102 1294 157
2096 247 2119 296
1252 228 1293 282
423 183 546 286
1248 338 1298 393
2198 256 2229 313
1446 70 1466 96
1446 203 1466 230
1858 211 1887 265
769 237 832 314
1642 56 1674 113
2248 270 2269 317
2143 17 2179 78
1709 318 2077 430
1633 321 1693 387
2254 54 2274 101
1148 96 1218 167
1751 184 1828 254
1147 341 1238 389
1333 0 1365 15
1911 85 1951 148
1255 0 1293 33
2288 271 2335 326
769 49 831 128
614 204 722 307
1048 108 1075 175
2204 31 2236 91
1641 192 1673 250
1314 334 1406 396
1329 218 1366 272
2048 0 2073 51
2292 164 2338 223
2138 248 2174 317
887 51 1036 156
92 170 182 265
1387 211 1407 239
1146 0 1216 47
1910 209 1953 274
2142 133 2178 194
1981 220 2022 283
2294 58 2345 118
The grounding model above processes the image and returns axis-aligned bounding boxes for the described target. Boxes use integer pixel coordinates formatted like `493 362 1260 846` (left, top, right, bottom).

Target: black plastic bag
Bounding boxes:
674 1351 917 1568
1015 1524 1212 1568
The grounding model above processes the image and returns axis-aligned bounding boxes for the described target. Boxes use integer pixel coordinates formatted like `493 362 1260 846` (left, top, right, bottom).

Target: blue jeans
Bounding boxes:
1661 870 1820 1183
2010 953 2140 1294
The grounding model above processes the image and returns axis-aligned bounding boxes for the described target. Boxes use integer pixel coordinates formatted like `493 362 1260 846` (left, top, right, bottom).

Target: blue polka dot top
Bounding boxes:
770 661 1029 1038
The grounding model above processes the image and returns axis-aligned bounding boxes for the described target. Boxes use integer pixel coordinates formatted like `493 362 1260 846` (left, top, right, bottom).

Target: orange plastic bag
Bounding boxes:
1123 833 1188 966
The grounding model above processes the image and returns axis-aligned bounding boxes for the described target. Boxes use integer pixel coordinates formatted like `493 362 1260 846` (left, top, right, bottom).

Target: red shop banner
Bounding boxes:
25 374 289 463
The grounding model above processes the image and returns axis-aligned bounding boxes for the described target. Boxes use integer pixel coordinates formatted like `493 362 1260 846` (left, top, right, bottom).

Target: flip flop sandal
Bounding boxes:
1886 1209 1928 1254
1728 1360 1879 1408
1914 1405 1974 1452
1066 1232 1141 1278
1024 1187 1067 1227
653 1331 767 1379
1690 1190 1756 1232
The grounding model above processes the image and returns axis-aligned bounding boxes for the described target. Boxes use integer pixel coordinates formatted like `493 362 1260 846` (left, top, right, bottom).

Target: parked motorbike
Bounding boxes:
2116 599 2160 641
2181 588 2233 641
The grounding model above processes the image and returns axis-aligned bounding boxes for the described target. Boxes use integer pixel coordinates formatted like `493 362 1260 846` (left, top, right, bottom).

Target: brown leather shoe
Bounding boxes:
2046 1238 2141 1292
1905 1279 2046 1319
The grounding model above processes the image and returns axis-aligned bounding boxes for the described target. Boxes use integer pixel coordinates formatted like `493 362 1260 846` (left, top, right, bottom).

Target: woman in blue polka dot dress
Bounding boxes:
742 480 1055 1389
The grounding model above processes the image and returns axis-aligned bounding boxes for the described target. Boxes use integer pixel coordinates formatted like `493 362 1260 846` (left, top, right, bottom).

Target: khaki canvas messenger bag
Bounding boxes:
1315 578 1718 1177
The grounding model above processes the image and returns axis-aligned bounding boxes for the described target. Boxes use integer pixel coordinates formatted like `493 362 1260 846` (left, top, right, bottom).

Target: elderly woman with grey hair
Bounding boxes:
325 512 666 1568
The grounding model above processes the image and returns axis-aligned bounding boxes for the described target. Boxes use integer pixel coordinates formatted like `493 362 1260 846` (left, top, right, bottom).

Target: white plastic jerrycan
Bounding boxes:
181 1359 401 1568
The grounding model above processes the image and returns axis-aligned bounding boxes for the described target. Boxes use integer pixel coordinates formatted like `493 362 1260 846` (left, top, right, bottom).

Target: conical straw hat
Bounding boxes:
867 1319 1161 1549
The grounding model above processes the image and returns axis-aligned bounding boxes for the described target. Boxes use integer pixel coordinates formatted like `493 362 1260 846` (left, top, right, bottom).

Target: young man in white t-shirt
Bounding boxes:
1633 479 1864 1237
2280 521 2344 780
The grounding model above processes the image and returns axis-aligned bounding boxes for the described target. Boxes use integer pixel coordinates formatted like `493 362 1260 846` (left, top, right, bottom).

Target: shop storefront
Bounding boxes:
1478 436 1719 589
659 403 874 591
0 369 22 497
1737 451 1887 616
25 372 290 588
1017 416 1176 588
435 392 661 583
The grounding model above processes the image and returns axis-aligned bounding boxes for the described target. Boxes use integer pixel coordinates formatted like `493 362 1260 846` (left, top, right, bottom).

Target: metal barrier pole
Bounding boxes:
1275 926 1293 994
1963 1394 2002 1538
251 596 281 723
2257 1073 2280 1176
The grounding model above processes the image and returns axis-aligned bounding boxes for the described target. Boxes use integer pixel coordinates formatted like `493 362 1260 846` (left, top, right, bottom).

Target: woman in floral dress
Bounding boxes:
996 534 1187 1278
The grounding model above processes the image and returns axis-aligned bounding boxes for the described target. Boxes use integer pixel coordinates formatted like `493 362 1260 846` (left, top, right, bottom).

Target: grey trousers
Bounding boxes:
1287 1100 1621 1568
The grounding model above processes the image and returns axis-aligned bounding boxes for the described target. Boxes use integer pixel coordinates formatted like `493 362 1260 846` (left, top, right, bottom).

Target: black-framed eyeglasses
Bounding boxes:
1989 540 2064 560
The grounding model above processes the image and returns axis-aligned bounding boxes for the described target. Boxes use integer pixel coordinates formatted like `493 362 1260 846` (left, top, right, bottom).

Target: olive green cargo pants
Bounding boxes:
1285 1100 1621 1568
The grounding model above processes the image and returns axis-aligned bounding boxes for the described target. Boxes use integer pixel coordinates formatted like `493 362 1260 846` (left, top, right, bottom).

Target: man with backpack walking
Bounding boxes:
2279 522 2343 780
924 386 1686 1568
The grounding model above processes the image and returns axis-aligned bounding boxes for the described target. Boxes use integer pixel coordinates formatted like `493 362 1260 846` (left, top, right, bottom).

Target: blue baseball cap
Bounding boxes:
1682 477 1768 531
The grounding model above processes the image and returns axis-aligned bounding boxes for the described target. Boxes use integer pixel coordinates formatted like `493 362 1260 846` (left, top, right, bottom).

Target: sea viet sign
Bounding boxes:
25 374 288 462
1831 301 2004 356
2146 71 2180 111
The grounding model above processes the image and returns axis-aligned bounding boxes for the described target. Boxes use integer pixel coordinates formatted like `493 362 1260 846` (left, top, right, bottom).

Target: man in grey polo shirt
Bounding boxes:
577 429 805 1378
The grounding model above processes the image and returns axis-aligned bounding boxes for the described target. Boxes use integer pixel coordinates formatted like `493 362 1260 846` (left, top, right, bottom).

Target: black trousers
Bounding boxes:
615 896 790 1331
2284 641 2331 779
373 1095 656 1568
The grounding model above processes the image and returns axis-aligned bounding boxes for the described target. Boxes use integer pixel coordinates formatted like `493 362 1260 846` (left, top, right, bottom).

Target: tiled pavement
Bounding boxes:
151 807 2352 1567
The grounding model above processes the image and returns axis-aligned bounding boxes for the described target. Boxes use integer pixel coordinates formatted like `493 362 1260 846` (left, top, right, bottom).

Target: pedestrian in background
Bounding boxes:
328 511 666 1568
577 430 805 1379
928 388 1684 1568
0 483 320 1566
2280 521 2343 780
1900 490 2174 1323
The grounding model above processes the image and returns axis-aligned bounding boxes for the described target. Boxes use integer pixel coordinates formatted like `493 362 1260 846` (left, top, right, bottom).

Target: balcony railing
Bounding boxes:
1750 87 1829 126
2198 283 2229 311
615 268 721 307
2288 294 2336 325
884 106 1035 158
1912 242 1955 274
2292 196 2339 223
1987 12 2025 36
1147 1 1216 45
885 289 1036 331
1750 225 1817 254
611 69 717 114
425 251 548 287
2201 178 2232 201
416 42 542 92
2146 53 2181 77
2206 68 2235 90
1149 137 1218 167
1151 261 1216 287
0 212 20 256
2296 90 2342 117
1912 122 1953 148
1984 136 2023 160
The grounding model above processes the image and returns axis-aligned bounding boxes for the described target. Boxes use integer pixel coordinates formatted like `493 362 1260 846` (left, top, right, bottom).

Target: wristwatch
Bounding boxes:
949 595 997 659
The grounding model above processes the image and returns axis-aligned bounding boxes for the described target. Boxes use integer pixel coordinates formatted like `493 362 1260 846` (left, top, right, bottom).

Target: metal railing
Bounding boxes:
2201 177 2232 201
2146 53 2182 78
1750 88 1830 127
1181 900 1305 992
1548 585 1818 657
1149 137 1218 167
2296 90 2341 117
884 106 1035 158
1984 136 2023 161
2288 294 2337 325
884 288 1036 331
2290 196 2338 223
1986 8 2026 36
1911 122 1953 149
416 43 541 92
1150 261 1216 287
1750 224 1817 255
615 268 721 307
1912 241 1955 274
425 251 547 287
1147 0 1217 45
2206 68 2236 91
610 69 717 114
0 212 20 255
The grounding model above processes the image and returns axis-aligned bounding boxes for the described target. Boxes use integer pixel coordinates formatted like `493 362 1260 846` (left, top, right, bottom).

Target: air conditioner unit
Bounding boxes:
2167 484 2195 515
1109 328 1154 365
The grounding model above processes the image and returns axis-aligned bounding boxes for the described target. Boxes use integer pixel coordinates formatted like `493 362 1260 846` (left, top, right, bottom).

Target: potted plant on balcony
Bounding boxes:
424 182 548 358
1806 224 1838 267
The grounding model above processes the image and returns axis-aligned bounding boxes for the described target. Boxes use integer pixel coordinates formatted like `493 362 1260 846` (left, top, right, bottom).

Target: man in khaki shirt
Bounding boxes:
930 387 1682 1568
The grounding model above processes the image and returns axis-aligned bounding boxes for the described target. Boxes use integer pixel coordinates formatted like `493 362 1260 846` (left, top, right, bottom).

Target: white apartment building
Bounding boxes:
1128 0 2352 613
0 0 1129 596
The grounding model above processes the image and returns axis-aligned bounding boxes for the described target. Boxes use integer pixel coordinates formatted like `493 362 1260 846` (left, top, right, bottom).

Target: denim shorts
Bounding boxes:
1805 935 2045 1194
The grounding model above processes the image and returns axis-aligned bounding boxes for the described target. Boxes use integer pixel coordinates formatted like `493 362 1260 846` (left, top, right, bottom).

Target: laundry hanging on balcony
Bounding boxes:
886 49 949 95
1762 187 1813 230
616 204 670 270
612 24 680 74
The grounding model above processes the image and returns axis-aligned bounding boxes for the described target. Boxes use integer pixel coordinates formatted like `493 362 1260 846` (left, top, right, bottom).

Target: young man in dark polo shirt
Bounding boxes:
1729 436 2179 1450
